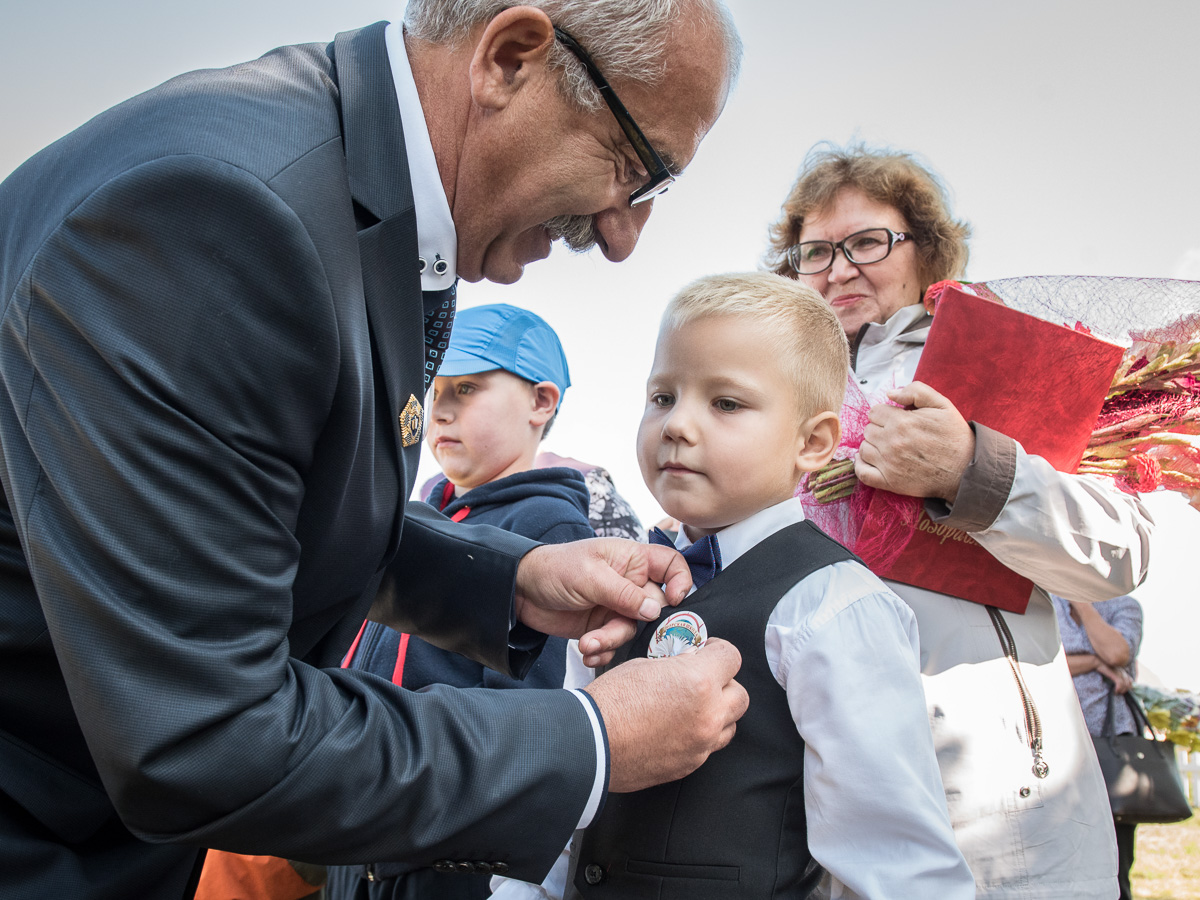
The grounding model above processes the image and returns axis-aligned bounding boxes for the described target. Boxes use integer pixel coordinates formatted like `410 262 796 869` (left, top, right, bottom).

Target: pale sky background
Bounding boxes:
3 0 1198 688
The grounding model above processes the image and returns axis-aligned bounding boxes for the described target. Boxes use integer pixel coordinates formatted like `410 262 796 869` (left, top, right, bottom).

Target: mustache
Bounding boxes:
543 214 598 253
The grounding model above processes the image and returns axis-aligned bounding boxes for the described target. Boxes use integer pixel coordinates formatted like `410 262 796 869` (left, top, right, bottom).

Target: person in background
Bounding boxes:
321 304 597 900
1054 593 1144 900
769 144 1154 899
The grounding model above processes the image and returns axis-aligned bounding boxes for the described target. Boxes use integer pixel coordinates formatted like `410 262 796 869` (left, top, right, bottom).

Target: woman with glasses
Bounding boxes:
766 145 1154 900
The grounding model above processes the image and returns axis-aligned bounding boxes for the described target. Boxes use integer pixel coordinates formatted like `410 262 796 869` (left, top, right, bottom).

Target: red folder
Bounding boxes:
859 285 1125 612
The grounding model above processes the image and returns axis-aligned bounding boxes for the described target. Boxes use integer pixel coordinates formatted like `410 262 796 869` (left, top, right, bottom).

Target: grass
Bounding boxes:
1132 813 1200 899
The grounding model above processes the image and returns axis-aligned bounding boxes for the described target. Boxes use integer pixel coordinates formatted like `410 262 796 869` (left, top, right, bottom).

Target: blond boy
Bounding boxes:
570 273 975 900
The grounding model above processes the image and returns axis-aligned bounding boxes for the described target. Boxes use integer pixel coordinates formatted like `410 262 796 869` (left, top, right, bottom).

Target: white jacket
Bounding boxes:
855 303 1154 900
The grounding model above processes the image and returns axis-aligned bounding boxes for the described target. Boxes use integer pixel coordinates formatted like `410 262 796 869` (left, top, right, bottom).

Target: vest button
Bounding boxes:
584 864 605 885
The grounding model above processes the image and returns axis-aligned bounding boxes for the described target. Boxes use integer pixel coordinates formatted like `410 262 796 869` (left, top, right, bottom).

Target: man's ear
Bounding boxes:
796 411 841 473
468 6 556 112
530 381 561 426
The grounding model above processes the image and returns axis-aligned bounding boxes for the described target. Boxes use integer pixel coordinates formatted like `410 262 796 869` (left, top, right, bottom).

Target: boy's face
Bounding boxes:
426 370 547 493
637 315 825 537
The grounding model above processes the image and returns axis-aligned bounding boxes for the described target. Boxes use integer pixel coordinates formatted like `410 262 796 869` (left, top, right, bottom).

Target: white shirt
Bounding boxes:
497 499 975 900
385 22 607 831
384 23 457 292
852 301 928 400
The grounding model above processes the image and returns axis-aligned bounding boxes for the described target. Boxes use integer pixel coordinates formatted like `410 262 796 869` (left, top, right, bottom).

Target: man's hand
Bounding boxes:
515 538 692 667
855 381 975 503
584 638 748 792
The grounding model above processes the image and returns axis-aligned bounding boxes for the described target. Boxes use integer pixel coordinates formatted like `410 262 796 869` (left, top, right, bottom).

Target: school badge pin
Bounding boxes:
399 394 423 447
647 611 708 658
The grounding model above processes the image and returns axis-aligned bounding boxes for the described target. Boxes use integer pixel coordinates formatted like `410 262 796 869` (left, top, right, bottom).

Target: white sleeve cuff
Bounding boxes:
568 689 608 828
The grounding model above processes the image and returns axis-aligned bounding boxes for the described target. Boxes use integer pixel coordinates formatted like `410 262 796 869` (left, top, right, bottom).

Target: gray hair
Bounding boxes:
403 0 742 111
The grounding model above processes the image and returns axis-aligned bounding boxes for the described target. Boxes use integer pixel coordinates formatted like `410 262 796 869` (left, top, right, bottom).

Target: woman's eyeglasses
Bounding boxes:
787 228 910 275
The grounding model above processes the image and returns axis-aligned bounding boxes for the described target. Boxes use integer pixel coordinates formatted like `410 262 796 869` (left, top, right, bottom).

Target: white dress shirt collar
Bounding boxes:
854 302 930 401
675 498 806 571
858 301 930 351
385 22 457 292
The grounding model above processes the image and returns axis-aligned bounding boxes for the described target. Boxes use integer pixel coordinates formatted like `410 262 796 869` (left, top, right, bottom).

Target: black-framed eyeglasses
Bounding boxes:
787 228 910 275
553 27 675 207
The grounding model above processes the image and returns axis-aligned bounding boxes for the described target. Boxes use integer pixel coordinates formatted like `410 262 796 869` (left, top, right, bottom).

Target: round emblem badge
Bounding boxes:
647 611 708 658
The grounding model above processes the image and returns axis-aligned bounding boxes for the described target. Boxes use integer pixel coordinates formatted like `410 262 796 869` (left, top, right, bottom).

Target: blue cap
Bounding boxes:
438 304 571 400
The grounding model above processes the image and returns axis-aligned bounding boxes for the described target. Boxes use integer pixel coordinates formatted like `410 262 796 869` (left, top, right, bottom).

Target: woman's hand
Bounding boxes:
855 381 975 503
1096 661 1133 694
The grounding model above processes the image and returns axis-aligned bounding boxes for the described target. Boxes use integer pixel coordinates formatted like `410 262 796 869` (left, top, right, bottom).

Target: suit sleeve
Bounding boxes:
1 156 592 876
373 501 549 677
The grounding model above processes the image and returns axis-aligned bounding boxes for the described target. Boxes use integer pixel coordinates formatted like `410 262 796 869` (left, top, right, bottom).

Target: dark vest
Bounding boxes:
576 521 857 900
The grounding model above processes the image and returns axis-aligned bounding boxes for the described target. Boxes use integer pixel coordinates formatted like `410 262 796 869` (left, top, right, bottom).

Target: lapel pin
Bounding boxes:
647 611 708 658
399 394 423 447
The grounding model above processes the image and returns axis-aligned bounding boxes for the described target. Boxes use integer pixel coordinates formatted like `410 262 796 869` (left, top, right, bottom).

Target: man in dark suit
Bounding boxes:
0 2 747 898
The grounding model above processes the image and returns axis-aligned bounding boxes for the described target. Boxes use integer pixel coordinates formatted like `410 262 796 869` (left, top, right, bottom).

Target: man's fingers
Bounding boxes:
695 637 743 685
590 558 670 622
578 614 640 666
641 542 693 605
586 635 748 793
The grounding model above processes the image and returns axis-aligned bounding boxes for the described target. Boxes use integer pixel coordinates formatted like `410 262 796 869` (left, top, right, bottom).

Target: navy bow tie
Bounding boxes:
648 527 722 590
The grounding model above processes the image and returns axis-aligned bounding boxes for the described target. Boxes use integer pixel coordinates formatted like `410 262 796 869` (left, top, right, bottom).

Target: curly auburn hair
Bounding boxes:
765 144 971 292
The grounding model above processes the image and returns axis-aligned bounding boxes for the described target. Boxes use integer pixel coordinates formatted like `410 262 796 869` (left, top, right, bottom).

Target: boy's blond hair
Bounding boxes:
662 272 850 417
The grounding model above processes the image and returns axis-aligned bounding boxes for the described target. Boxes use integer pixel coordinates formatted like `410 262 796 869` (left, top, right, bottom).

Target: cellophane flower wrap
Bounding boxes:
799 276 1200 563
1133 684 1200 752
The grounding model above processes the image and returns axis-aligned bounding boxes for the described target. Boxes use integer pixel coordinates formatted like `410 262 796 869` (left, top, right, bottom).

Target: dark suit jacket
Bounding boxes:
0 23 596 900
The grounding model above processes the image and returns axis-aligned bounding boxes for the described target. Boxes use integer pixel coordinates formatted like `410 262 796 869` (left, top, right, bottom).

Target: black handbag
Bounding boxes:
1091 688 1193 824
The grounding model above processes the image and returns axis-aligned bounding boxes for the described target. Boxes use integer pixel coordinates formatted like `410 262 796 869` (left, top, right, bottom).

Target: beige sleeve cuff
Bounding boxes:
925 422 1017 533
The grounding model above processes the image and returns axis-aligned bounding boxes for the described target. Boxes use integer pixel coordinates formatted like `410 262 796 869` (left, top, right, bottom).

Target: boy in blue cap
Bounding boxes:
326 304 597 900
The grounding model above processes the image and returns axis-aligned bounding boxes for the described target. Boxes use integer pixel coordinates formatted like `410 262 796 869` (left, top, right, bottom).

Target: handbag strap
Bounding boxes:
1102 686 1118 737
1122 690 1160 740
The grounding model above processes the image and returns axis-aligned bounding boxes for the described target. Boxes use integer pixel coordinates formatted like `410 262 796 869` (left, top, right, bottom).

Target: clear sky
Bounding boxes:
3 0 1198 688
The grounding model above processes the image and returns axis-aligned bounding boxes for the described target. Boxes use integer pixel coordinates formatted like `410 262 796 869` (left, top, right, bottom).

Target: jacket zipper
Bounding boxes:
987 605 1050 779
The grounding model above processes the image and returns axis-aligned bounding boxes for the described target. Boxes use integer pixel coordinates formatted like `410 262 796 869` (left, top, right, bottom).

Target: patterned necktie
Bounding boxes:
648 527 723 590
422 281 457 392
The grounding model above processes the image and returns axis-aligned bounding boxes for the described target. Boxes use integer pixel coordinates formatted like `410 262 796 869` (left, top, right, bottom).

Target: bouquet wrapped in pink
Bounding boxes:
800 276 1200 577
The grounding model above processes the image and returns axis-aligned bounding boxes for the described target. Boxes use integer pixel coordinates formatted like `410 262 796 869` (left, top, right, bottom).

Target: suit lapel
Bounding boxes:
333 23 426 491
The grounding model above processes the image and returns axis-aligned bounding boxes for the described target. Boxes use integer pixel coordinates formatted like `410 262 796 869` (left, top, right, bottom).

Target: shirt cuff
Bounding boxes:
506 620 549 680
926 421 1016 533
568 689 609 827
